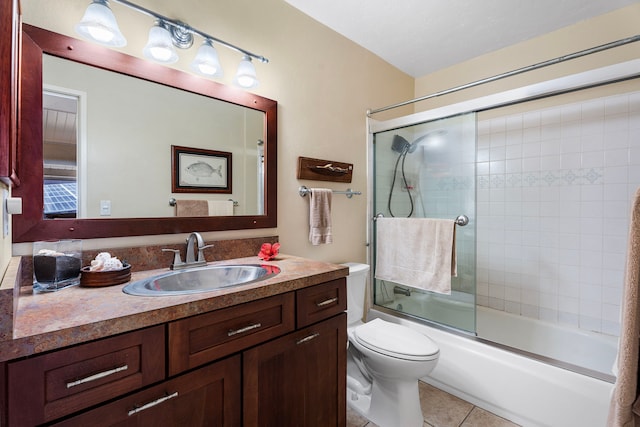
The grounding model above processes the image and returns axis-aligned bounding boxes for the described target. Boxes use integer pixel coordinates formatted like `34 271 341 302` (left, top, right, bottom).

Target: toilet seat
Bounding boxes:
353 318 439 361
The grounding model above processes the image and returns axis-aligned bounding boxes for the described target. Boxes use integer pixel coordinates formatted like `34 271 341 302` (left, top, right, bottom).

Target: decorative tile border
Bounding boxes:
428 176 475 191
478 167 603 189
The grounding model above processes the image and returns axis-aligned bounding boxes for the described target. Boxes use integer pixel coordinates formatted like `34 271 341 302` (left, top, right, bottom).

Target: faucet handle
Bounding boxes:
162 248 184 269
197 244 214 262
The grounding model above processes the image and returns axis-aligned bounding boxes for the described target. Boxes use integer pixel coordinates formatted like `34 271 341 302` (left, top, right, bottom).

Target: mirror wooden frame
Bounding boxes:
13 24 277 243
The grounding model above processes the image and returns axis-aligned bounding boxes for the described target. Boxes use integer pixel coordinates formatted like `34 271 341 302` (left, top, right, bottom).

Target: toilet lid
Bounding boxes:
353 318 439 361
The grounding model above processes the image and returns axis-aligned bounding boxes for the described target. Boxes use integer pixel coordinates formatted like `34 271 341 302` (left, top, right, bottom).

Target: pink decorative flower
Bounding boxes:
258 242 280 261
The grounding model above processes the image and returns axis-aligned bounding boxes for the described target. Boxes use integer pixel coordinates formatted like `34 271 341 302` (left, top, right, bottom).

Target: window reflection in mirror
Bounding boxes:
43 90 78 219
42 54 265 219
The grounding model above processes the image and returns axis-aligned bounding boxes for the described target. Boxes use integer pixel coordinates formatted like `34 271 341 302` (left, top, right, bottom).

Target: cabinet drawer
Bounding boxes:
296 278 346 328
51 355 241 427
7 325 164 426
168 293 295 376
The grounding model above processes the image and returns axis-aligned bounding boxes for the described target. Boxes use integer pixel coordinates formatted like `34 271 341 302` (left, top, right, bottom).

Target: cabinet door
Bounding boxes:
52 355 241 427
243 313 346 427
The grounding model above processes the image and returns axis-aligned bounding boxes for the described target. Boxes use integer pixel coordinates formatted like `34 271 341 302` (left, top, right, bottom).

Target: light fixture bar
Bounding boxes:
110 0 269 63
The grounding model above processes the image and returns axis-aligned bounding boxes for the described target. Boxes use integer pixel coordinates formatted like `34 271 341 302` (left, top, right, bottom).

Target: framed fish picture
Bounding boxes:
171 145 232 193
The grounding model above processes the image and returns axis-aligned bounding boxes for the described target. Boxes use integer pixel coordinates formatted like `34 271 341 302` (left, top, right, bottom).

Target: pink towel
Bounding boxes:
607 187 640 426
309 188 333 245
175 200 208 217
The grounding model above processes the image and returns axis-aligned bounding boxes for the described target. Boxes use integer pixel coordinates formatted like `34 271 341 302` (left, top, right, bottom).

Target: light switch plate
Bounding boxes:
100 200 111 216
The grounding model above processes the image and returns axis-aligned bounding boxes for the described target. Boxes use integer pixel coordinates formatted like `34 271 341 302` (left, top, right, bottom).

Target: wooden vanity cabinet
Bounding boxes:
2 277 347 426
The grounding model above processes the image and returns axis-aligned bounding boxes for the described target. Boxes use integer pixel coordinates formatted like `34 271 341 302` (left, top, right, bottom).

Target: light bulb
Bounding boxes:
143 23 178 64
191 40 223 77
233 55 259 89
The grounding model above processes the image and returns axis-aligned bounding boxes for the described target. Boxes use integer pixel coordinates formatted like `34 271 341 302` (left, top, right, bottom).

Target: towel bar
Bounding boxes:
373 213 469 226
298 185 362 199
169 198 239 207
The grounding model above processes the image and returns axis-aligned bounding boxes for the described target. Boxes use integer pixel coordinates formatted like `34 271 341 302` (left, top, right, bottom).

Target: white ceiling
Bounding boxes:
285 0 639 77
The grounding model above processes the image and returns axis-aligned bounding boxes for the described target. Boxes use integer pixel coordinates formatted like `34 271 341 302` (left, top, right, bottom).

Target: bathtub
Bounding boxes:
375 293 617 427
384 291 618 377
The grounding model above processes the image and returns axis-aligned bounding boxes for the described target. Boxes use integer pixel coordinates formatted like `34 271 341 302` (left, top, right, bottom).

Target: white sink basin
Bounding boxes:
122 264 280 296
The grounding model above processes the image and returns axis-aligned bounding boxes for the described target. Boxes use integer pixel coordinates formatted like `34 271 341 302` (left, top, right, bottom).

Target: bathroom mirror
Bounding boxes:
13 25 277 243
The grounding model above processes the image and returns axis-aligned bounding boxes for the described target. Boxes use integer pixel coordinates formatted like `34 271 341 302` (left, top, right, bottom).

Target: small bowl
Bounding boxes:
80 264 132 287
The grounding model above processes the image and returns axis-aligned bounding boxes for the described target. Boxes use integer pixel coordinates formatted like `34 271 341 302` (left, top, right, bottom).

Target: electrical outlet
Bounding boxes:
2 189 8 236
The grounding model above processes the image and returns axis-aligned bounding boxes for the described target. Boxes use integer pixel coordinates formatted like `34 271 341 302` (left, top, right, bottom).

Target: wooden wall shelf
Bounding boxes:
296 157 353 183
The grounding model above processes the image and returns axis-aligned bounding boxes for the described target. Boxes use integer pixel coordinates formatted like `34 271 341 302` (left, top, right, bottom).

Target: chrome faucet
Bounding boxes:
393 286 411 296
162 232 214 270
186 232 213 265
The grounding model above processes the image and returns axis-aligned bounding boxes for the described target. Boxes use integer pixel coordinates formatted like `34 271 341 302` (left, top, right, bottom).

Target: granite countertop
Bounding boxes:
0 254 349 363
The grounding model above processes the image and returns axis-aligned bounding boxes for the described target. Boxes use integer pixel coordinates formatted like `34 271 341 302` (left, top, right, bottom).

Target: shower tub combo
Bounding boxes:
364 64 640 426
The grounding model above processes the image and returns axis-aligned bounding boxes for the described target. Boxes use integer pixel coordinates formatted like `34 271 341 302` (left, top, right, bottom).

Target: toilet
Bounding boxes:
343 262 439 427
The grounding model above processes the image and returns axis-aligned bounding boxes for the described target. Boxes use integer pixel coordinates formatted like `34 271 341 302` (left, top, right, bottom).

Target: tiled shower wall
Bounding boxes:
476 90 640 337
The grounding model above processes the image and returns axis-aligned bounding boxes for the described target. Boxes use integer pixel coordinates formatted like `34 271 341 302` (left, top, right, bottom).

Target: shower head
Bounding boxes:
391 135 417 154
391 130 448 155
391 135 410 154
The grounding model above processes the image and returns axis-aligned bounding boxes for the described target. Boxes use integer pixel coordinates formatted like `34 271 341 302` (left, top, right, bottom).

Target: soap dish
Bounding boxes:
80 264 132 287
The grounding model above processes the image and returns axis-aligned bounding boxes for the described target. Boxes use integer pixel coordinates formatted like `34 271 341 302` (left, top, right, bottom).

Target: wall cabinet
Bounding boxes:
2 278 347 426
0 0 19 185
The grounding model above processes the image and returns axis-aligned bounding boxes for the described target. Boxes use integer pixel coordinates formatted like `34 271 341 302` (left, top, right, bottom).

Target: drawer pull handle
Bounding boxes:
66 364 129 389
316 297 338 307
296 332 320 345
128 391 179 416
228 322 262 337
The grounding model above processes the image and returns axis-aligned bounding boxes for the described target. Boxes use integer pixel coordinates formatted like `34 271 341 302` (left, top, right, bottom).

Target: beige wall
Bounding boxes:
412 4 640 113
10 1 638 271
15 0 414 264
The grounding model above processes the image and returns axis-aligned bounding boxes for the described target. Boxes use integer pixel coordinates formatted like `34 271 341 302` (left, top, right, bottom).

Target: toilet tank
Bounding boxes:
342 263 370 326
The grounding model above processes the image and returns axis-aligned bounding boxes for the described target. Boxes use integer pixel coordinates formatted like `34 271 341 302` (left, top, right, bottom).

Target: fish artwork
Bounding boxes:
186 161 223 180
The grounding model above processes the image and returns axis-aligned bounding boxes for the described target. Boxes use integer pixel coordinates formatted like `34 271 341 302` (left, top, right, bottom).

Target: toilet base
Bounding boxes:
346 374 424 427
346 386 372 418
367 376 424 427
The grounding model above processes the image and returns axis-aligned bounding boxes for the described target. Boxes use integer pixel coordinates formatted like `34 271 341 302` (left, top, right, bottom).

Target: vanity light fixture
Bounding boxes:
75 0 268 88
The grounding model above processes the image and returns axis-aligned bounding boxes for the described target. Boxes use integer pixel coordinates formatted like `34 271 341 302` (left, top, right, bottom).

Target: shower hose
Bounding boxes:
387 147 414 217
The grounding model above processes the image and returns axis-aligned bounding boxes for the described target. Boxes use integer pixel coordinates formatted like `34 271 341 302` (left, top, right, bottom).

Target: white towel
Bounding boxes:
208 200 234 216
308 188 333 245
375 217 456 295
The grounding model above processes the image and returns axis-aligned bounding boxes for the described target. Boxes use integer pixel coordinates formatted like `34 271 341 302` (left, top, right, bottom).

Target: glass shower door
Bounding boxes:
372 113 477 333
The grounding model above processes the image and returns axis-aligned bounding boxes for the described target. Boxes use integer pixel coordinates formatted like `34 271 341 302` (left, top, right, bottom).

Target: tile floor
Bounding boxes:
346 381 520 427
